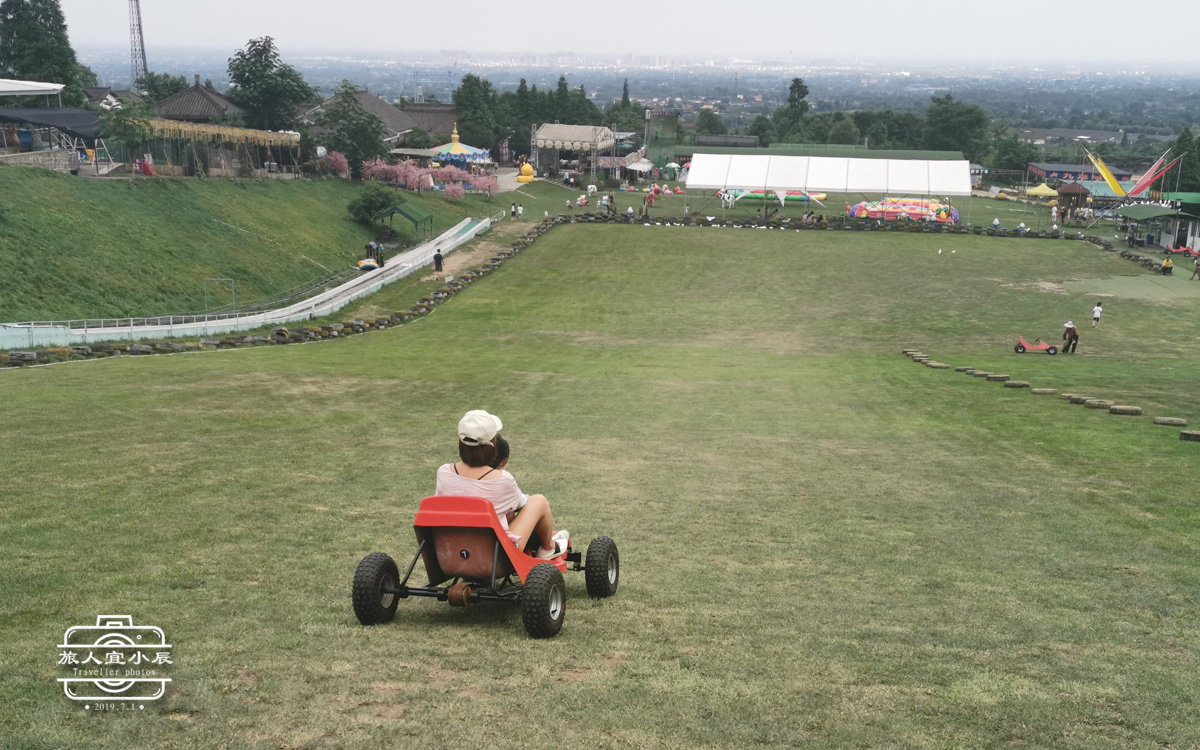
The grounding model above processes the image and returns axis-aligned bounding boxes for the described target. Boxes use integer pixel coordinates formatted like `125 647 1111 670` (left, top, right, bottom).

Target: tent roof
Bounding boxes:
375 202 433 230
1116 205 1192 221
0 107 98 139
533 124 615 151
684 154 972 196
1026 183 1058 196
0 78 65 97
677 145 964 161
1055 182 1091 195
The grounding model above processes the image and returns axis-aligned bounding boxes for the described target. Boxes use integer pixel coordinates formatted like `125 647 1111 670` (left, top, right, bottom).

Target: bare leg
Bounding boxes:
508 494 554 553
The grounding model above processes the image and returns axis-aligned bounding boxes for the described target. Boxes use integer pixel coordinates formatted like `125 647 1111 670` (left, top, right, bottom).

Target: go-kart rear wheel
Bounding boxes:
352 552 400 625
1014 344 1026 353
585 537 620 599
521 563 566 638
1047 346 1058 355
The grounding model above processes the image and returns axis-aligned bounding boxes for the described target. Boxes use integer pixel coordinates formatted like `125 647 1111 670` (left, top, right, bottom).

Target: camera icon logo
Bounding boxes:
56 615 172 702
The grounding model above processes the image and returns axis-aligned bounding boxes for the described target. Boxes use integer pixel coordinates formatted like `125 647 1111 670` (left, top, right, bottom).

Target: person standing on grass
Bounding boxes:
510 202 516 221
517 204 524 221
1063 321 1080 354
1092 302 1102 327
433 250 444 279
1191 255 1200 280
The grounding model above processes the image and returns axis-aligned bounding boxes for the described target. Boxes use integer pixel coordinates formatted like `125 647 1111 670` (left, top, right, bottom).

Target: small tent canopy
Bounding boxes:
1027 183 1058 197
1116 205 1196 221
685 154 972 197
375 204 433 237
0 78 66 97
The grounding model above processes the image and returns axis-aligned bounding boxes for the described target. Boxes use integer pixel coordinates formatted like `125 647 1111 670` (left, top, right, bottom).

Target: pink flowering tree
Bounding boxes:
360 157 394 183
444 182 466 203
327 151 349 177
472 175 499 200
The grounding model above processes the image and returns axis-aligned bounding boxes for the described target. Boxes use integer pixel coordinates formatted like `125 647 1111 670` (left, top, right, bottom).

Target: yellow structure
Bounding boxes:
517 162 534 183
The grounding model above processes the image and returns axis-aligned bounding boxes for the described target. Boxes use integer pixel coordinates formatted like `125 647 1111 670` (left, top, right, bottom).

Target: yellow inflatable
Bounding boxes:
516 163 534 183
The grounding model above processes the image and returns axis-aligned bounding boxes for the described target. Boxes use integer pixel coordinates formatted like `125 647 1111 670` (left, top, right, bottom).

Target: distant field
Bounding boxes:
4 214 1200 748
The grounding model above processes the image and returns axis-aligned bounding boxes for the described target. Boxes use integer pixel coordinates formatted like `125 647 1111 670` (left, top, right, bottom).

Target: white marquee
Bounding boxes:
685 153 972 198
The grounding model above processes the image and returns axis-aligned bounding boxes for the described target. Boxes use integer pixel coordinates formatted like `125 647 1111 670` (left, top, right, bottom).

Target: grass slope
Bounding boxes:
2 227 1199 748
0 167 501 321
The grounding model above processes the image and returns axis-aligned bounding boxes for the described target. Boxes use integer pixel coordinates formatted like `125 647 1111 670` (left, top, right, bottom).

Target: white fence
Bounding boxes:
1 217 489 349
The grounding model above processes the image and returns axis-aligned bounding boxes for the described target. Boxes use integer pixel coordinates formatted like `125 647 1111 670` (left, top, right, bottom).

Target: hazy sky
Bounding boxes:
57 0 1200 64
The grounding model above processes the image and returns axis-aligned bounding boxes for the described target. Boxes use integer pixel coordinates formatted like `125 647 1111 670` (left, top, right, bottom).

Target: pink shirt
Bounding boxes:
435 464 528 542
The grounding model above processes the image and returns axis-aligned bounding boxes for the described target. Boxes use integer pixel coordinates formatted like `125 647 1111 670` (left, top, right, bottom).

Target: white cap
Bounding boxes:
1065 321 1074 328
458 410 502 446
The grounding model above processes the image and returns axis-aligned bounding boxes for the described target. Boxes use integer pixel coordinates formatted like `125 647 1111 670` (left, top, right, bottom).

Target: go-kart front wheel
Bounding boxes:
352 552 400 625
1014 344 1026 353
585 537 620 599
1047 346 1058 355
521 563 566 638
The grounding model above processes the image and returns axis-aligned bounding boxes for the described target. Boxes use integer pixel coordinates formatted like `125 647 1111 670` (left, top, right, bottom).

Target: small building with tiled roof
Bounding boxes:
84 87 142 111
302 90 420 145
154 77 245 124
398 102 458 138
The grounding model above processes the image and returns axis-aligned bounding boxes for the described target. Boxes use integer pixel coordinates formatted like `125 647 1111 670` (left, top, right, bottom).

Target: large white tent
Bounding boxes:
685 153 972 200
0 78 66 97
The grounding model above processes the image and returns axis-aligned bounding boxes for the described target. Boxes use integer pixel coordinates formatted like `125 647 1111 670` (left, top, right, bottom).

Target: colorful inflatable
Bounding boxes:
357 258 380 271
516 162 534 183
848 197 958 224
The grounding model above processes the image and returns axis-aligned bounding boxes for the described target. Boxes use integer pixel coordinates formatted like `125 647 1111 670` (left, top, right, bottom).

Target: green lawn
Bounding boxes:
0 167 500 321
2 226 1199 748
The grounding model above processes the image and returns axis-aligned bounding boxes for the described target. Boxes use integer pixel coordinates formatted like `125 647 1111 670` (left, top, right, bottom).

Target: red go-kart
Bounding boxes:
352 496 619 638
1014 335 1057 355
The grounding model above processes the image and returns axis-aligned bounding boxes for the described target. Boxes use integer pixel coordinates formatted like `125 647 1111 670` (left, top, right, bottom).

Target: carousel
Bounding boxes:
431 125 491 166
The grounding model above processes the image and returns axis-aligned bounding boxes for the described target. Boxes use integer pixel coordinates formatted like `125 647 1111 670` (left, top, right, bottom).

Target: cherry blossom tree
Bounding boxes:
327 151 349 176
444 183 465 202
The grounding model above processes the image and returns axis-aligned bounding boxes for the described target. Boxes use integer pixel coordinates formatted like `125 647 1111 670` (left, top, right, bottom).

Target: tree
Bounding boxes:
0 0 94 106
226 36 317 131
695 109 727 136
136 71 189 104
787 77 810 112
827 113 861 145
1169 127 1200 192
405 127 433 149
923 95 991 162
347 180 398 225
747 115 775 146
315 81 387 177
621 78 630 108
97 100 154 156
987 131 1042 172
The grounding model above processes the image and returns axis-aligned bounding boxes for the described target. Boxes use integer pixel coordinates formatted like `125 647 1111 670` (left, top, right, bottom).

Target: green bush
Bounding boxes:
347 181 398 225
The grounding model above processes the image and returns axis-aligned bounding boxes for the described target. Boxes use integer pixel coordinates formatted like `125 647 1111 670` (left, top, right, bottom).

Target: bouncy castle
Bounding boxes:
848 197 958 223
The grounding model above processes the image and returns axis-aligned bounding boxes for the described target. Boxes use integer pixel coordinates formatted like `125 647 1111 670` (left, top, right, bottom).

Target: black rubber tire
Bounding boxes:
1047 346 1058 355
521 563 566 638
352 552 400 625
1014 344 1026 353
585 537 620 599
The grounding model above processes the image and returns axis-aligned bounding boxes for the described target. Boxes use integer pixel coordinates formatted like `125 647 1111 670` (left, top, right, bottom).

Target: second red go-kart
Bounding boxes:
1014 335 1058 355
352 495 619 638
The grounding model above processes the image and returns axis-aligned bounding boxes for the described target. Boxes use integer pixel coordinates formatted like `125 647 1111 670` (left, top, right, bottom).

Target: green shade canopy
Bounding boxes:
375 203 433 234
1116 205 1198 221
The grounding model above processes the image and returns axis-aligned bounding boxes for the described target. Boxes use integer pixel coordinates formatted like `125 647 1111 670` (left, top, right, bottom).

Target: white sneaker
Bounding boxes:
537 530 570 558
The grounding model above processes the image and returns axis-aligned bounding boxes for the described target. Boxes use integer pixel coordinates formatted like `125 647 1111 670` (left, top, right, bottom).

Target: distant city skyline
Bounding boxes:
57 0 1200 65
